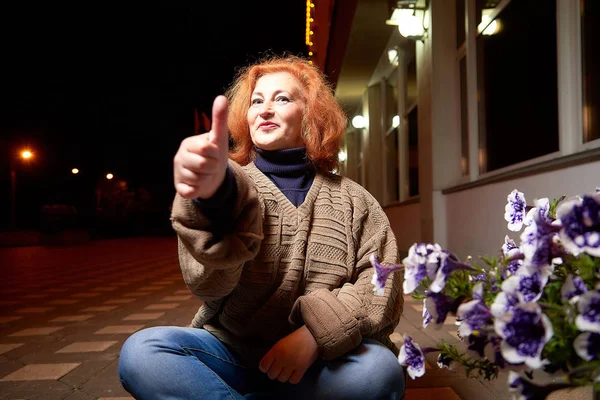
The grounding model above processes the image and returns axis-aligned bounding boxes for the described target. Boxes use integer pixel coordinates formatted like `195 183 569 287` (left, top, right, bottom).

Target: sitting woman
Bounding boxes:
118 55 405 399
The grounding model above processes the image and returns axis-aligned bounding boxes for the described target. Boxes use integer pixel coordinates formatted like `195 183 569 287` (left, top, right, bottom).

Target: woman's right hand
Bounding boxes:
174 95 230 200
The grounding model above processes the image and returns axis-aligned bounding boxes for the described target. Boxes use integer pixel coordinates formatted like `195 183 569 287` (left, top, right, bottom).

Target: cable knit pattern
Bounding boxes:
170 159 403 365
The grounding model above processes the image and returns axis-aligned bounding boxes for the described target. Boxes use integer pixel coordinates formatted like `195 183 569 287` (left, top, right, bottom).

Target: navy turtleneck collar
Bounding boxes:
254 147 314 175
253 147 315 207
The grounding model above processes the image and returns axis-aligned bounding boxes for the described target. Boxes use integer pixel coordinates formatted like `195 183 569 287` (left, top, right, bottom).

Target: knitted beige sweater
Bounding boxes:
171 160 403 366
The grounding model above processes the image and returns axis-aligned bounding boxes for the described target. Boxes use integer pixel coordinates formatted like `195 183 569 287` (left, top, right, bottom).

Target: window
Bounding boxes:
476 0 559 172
457 0 469 177
459 57 469 176
401 52 419 199
408 106 419 197
582 0 600 143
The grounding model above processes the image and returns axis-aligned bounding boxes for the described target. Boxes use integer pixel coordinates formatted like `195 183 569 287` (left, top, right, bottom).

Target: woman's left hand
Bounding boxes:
259 325 319 384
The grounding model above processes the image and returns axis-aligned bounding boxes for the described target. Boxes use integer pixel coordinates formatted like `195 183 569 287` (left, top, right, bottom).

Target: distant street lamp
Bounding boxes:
106 173 114 180
72 168 79 174
10 149 34 230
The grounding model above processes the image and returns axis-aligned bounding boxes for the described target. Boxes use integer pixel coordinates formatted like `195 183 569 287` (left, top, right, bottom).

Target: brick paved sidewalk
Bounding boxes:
0 237 480 399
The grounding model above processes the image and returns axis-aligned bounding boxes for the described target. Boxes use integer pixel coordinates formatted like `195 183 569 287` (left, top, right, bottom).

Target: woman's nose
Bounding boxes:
259 101 274 116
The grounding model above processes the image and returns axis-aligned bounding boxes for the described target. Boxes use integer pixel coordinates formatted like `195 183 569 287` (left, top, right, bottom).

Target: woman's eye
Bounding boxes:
276 96 289 103
251 98 263 105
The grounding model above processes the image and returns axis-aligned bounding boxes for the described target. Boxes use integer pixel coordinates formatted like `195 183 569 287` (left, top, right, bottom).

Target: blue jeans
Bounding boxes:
118 326 405 400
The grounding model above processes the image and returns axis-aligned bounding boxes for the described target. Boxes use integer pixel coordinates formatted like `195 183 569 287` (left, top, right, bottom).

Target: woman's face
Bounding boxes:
247 72 305 151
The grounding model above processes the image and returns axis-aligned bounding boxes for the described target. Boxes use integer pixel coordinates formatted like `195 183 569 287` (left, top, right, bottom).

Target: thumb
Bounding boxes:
210 95 229 149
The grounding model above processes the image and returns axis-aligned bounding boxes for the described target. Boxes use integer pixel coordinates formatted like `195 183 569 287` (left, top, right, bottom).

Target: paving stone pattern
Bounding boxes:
0 237 491 399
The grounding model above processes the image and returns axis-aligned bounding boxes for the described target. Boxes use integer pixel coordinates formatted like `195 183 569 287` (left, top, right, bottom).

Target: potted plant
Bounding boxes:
371 188 600 399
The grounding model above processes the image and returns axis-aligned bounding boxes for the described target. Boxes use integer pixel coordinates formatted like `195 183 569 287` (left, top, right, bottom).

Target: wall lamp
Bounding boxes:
388 47 399 67
386 0 429 41
351 115 367 129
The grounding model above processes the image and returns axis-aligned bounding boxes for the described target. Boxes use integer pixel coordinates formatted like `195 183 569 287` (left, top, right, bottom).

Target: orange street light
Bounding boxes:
106 173 114 180
72 168 79 174
11 148 36 229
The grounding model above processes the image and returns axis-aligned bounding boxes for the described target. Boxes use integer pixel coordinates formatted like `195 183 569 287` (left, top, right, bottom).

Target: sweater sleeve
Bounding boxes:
170 160 264 301
192 165 237 232
289 193 403 360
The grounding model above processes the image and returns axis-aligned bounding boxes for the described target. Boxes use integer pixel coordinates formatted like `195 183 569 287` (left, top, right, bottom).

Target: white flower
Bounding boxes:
369 254 402 296
505 190 527 232
575 289 600 333
501 265 550 303
401 243 442 294
561 274 588 303
456 283 492 338
494 303 553 369
398 335 426 379
556 193 600 257
574 332 600 361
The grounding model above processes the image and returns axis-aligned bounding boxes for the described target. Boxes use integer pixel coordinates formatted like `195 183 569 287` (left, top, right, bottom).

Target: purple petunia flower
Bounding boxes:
520 206 561 268
467 333 489 357
501 265 550 303
575 289 600 333
401 243 443 294
556 193 600 257
502 235 524 275
471 273 487 282
437 352 454 370
523 198 551 226
509 372 535 400
424 292 456 329
506 260 522 276
369 254 403 296
491 291 519 317
398 335 427 379
422 303 432 328
429 251 472 293
494 303 553 368
503 235 520 257
561 274 588 303
508 371 571 400
574 331 600 361
505 190 527 232
457 283 493 338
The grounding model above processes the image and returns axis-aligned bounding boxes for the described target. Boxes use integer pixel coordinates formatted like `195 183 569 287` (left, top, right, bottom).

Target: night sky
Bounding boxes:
1 5 308 230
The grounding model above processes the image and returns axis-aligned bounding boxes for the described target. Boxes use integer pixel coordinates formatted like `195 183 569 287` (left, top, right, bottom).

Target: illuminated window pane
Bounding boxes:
582 0 600 143
477 0 558 172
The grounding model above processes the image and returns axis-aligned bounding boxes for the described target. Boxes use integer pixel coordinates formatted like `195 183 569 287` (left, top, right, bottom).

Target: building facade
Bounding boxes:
324 0 599 258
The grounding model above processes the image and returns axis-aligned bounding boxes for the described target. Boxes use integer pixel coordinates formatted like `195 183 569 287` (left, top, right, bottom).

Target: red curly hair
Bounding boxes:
226 55 347 172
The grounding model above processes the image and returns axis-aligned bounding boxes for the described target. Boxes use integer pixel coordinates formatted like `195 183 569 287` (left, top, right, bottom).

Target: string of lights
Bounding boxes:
306 0 315 64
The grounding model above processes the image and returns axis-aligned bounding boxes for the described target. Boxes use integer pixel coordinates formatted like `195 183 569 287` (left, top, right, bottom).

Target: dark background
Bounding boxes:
0 5 308 236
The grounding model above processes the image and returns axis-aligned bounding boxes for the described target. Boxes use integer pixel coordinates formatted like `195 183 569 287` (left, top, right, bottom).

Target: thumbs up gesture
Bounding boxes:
174 95 230 200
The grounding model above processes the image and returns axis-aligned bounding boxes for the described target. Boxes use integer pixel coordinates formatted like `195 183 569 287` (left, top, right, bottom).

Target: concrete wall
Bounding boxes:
445 161 600 259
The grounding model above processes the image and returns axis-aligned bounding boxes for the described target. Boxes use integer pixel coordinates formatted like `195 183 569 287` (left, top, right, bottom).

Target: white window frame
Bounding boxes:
459 0 599 185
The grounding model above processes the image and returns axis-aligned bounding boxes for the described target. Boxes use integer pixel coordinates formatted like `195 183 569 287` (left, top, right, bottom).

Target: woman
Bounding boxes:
118 55 405 399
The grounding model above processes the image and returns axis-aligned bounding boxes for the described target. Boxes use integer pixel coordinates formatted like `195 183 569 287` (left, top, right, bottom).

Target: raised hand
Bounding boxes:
174 95 230 199
259 325 319 384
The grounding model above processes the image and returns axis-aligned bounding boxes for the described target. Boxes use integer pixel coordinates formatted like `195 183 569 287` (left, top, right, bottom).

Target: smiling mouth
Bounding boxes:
259 123 279 129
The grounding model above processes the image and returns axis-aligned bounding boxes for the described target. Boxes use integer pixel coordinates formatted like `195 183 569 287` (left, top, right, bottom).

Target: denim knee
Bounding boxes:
118 327 166 386
350 340 405 399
